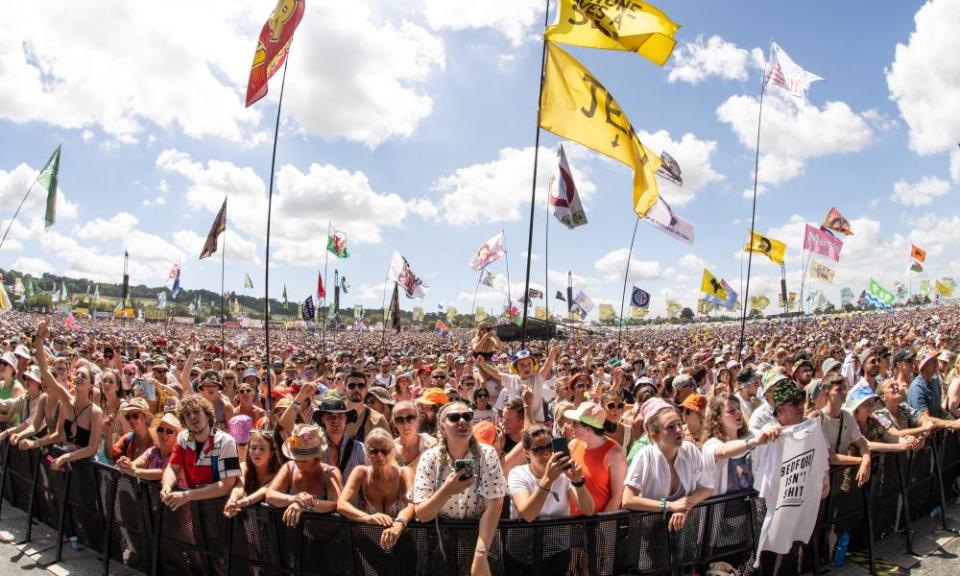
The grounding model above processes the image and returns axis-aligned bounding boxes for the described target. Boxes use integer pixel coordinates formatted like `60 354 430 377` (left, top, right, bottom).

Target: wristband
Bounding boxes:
394 516 409 528
571 478 586 488
659 497 667 519
536 483 551 494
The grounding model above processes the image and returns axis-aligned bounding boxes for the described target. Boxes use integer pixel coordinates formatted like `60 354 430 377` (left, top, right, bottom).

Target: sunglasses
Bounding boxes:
529 444 554 455
431 374 446 380
394 414 417 424
445 412 475 424
475 392 489 399
156 427 176 435
125 413 142 421
238 389 254 395
124 371 135 376
347 382 367 390
368 447 391 457
606 402 625 410
223 377 236 382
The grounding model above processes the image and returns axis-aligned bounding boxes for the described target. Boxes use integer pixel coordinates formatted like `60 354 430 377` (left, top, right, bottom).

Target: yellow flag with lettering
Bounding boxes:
540 42 662 217
700 269 728 300
744 231 786 265
546 0 680 66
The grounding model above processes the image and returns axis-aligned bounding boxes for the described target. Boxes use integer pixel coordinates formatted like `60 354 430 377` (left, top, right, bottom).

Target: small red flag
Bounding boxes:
245 0 306 107
317 271 326 300
911 244 926 263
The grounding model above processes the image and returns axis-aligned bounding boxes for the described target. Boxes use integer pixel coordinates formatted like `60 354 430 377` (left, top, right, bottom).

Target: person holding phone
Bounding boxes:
506 424 593 574
411 401 505 576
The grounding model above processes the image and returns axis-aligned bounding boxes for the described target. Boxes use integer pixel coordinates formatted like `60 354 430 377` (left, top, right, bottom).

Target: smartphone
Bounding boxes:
454 458 476 480
551 437 570 459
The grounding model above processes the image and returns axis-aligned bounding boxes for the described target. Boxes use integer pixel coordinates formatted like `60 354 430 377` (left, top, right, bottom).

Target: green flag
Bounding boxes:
868 278 895 307
37 145 61 229
244 273 253 289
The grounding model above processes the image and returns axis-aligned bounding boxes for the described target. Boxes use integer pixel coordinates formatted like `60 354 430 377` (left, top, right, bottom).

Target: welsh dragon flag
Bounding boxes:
327 225 349 258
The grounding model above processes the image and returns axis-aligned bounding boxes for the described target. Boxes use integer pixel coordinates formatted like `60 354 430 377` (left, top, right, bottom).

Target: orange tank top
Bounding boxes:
570 438 615 515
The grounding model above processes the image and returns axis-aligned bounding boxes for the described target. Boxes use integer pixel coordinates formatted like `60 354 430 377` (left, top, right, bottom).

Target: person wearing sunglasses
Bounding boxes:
234 381 266 424
392 400 437 483
472 387 497 424
505 424 593 574
601 389 628 448
412 401 505 576
117 411 184 483
338 428 416 551
112 397 156 463
342 371 390 443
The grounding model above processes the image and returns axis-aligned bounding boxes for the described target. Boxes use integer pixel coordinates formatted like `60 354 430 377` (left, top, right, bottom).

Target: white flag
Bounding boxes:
764 42 823 104
387 251 429 299
468 232 506 271
643 196 694 244
548 143 588 229
572 290 594 319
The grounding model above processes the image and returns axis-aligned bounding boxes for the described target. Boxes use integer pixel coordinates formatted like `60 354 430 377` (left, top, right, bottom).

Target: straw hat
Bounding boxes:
282 424 327 461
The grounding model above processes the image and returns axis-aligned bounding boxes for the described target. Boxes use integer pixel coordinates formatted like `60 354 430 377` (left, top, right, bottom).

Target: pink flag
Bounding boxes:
803 224 842 262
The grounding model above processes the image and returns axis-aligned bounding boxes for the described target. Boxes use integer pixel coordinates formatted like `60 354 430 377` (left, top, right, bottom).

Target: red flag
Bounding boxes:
317 272 326 300
245 0 306 107
821 207 853 236
911 244 926 263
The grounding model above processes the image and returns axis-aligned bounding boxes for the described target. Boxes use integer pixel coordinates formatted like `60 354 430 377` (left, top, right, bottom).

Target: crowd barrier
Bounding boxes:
0 431 958 576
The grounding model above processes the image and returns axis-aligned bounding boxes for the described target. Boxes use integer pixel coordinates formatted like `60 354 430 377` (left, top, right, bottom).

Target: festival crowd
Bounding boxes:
1 306 959 575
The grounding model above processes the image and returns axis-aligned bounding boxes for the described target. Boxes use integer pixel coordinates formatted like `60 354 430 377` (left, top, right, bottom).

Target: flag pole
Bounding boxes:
262 58 291 410
379 258 392 353
0 175 41 251
502 229 513 315
545 177 550 321
471 269 483 318
220 208 226 365
737 45 770 363
617 215 641 349
322 224 329 353
520 0 552 348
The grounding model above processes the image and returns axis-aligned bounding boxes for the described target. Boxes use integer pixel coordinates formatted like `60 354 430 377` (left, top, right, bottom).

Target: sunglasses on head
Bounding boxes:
394 414 417 424
445 411 475 424
529 443 554 455
347 381 367 390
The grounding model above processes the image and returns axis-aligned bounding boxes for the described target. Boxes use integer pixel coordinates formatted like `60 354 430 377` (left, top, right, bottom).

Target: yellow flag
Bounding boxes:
744 231 786 265
935 279 953 297
750 295 770 311
534 306 547 320
545 0 680 66
701 268 728 300
666 300 682 319
540 42 662 217
697 299 714 315
474 307 486 321
631 306 649 319
598 303 616 321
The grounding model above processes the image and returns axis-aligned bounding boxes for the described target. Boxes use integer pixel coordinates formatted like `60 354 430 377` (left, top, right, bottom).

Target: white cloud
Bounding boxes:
406 198 440 221
431 146 596 226
886 0 960 155
679 254 707 271
861 109 898 132
593 249 662 282
951 148 960 184
891 176 950 206
37 230 178 284
171 229 259 263
640 130 723 205
422 0 542 46
668 35 751 84
142 195 167 207
0 162 79 253
717 93 873 188
0 1 444 148
11 256 53 277
74 212 138 240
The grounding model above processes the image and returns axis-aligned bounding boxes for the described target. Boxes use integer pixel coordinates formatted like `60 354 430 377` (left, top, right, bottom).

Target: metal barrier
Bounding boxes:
1 432 958 576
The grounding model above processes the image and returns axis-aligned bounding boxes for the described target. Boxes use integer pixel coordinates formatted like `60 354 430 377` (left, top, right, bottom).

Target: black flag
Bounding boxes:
389 284 401 333
555 290 566 302
301 296 315 321
199 198 227 259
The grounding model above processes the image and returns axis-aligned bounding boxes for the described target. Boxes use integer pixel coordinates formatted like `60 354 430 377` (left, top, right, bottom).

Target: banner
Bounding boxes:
545 0 680 66
868 279 896 307
809 261 835 284
549 143 588 229
534 306 547 320
598 303 616 321
445 306 458 321
631 306 650 319
744 232 786 265
935 279 953 297
474 307 486 322
412 307 424 322
468 232 505 271
697 299 714 315
821 207 853 236
199 199 227 259
803 224 842 262
764 41 823 104
387 252 428 299
643 196 694 244
666 300 682 319
572 290 595 319
750 295 770 311
539 42 662 217
630 286 650 309
245 0 306 107
38 145 61 229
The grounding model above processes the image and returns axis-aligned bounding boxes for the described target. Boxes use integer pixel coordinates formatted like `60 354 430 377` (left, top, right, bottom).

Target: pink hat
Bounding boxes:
638 397 676 433
228 415 253 445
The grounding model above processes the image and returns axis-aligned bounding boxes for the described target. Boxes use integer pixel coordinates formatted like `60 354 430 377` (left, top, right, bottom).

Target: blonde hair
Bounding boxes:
365 427 394 448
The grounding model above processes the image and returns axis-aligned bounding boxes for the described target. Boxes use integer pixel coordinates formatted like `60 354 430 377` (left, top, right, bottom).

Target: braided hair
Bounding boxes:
434 400 482 474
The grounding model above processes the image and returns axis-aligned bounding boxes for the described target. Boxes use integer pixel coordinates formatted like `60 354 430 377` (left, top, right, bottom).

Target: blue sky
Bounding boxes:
2 0 959 318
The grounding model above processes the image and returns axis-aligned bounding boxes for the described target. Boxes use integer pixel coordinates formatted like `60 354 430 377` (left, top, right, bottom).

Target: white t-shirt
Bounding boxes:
624 441 713 499
473 407 498 424
819 409 864 455
508 465 572 519
495 373 555 422
702 437 754 496
752 417 830 562
748 402 776 435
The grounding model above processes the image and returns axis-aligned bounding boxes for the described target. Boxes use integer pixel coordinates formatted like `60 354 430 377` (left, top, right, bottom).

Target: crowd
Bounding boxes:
2 305 960 575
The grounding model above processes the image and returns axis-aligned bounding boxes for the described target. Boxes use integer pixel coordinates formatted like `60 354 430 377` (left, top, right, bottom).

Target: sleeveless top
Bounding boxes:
356 468 407 517
65 402 93 447
285 460 330 500
570 438 616 515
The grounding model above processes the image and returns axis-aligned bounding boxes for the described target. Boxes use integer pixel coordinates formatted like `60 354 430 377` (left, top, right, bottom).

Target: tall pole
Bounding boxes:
545 180 550 321
0 177 40 251
618 216 641 348
220 215 226 364
471 269 483 318
322 226 329 353
262 59 290 409
737 47 770 363
520 0 552 348
503 230 513 314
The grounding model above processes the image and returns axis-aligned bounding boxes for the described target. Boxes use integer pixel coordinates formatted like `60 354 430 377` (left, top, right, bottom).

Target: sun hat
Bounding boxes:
0 351 18 369
152 411 183 434
365 386 396 407
241 368 261 383
228 415 254 444
805 379 824 405
13 345 31 360
892 348 916 366
680 393 707 415
821 358 841 376
760 368 791 397
120 397 152 416
22 365 42 383
637 397 675 433
282 424 327 461
843 384 879 413
313 390 358 424
736 366 758 388
416 387 449 406
673 374 695 391
509 349 539 374
563 401 606 430
792 358 814 374
938 350 956 364
917 347 940 370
